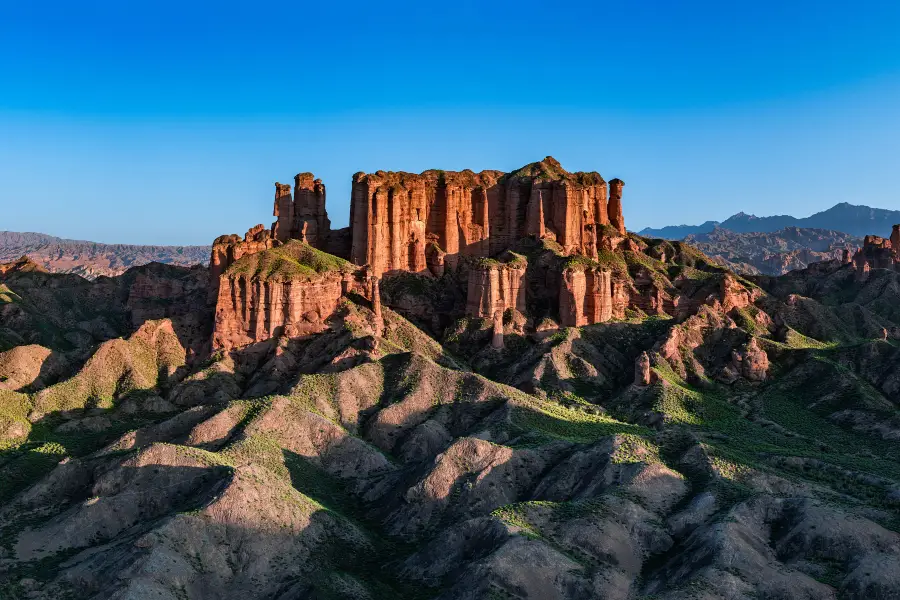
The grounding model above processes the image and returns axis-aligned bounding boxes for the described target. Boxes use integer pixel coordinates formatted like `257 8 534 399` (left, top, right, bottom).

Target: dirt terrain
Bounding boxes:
2 230 900 599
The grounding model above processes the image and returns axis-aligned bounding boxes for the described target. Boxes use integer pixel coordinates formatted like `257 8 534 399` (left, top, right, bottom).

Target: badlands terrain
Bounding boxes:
0 232 209 280
1 158 900 600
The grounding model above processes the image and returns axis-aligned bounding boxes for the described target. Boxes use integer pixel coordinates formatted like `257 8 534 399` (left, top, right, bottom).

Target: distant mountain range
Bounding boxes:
683 227 862 276
0 231 210 279
639 202 900 239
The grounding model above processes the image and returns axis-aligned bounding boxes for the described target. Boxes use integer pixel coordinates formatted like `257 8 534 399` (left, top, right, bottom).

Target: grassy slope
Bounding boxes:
226 240 353 281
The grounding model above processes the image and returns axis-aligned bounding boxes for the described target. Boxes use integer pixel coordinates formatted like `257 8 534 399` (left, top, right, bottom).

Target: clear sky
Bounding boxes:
1 0 899 245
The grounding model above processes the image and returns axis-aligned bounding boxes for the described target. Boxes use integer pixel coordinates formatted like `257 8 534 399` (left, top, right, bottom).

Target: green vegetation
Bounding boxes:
510 394 649 444
0 389 33 449
226 240 352 281
471 251 527 271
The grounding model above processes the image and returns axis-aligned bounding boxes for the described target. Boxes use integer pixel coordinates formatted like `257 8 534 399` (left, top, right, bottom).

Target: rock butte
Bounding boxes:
209 157 636 350
207 155 900 352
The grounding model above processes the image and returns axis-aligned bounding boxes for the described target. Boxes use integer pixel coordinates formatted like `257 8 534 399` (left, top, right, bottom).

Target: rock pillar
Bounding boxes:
608 179 626 235
525 187 546 238
272 183 294 242
635 351 652 386
891 225 900 263
370 274 384 335
492 310 504 349
293 173 330 249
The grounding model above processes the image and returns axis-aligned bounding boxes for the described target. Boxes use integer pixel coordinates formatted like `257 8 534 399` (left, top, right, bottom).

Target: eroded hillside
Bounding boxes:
2 161 900 599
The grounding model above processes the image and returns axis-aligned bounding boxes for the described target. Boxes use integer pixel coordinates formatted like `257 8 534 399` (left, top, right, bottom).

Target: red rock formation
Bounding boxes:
425 243 446 277
851 229 899 275
272 175 330 248
272 183 294 242
465 255 527 319
491 310 504 349
608 178 626 236
210 158 632 348
349 158 625 275
559 267 627 327
210 225 273 277
719 274 756 313
635 351 653 386
370 274 384 335
730 338 769 382
0 256 46 276
213 273 345 350
210 240 364 351
892 225 900 263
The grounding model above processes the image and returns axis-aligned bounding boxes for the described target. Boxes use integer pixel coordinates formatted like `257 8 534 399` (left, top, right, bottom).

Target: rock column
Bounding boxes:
608 179 626 235
635 351 652 386
492 310 504 349
272 183 294 242
891 225 900 264
370 274 384 335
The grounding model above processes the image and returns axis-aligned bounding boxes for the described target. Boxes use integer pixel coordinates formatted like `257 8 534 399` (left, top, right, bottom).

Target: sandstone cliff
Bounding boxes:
465 253 528 319
559 265 629 327
349 157 624 276
212 241 359 351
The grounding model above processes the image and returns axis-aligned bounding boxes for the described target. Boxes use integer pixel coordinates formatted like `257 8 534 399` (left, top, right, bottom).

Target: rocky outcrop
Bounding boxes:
208 225 275 303
213 274 345 351
211 241 358 351
210 158 630 348
349 157 625 276
492 310 504 349
0 256 46 276
559 267 627 327
635 351 653 386
892 225 900 260
465 255 527 319
851 226 900 276
209 225 273 284
608 178 626 235
728 337 769 382
272 173 331 248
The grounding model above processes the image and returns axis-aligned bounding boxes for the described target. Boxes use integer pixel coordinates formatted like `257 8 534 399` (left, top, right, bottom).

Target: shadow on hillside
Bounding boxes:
0 381 230 504
0 453 428 600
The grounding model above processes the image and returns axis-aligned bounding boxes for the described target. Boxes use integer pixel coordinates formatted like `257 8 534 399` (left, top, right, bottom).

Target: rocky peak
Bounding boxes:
0 255 47 276
851 225 900 276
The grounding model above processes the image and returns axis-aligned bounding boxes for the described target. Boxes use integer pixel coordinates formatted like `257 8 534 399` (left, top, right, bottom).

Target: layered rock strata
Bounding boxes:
491 310 504 349
208 224 275 302
465 254 528 319
349 157 624 276
211 241 360 351
558 267 628 327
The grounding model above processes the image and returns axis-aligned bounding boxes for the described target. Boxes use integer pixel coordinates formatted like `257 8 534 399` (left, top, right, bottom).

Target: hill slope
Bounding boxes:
2 234 900 599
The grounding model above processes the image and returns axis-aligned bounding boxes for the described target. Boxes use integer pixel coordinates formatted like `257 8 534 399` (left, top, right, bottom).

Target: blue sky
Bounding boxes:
1 0 899 245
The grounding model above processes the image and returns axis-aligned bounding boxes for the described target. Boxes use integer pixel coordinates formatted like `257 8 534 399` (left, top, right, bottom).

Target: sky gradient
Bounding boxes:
1 0 899 245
